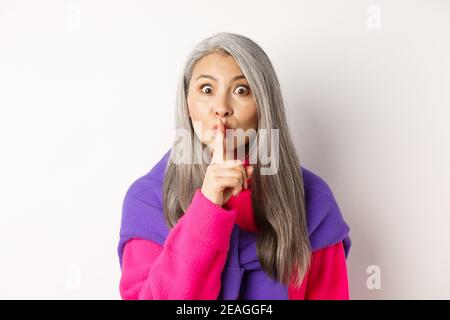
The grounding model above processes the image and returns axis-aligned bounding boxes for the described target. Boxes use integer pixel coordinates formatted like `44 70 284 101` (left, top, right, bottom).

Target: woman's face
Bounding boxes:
187 52 258 156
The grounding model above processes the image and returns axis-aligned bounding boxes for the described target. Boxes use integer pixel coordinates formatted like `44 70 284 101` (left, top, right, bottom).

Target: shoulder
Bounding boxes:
119 149 172 251
300 166 351 256
300 166 342 217
300 166 339 205
122 149 171 209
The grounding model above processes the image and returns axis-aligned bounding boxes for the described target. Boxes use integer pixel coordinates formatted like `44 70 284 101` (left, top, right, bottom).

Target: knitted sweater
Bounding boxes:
119 161 349 300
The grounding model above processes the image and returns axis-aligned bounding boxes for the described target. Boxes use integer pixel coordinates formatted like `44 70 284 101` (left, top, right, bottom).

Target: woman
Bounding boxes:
118 32 351 300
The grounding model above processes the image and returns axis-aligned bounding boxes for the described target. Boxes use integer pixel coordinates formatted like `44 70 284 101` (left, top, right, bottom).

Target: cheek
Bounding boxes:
238 106 258 130
188 104 214 143
250 109 258 128
188 105 209 130
187 95 207 119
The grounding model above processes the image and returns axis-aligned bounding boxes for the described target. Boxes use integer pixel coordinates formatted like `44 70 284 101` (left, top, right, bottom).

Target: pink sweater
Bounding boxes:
119 187 349 300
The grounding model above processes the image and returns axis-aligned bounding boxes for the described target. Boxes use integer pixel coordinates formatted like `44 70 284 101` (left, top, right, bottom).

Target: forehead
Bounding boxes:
192 52 243 78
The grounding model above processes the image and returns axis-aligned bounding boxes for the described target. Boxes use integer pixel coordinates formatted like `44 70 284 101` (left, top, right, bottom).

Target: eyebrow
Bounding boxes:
195 74 246 82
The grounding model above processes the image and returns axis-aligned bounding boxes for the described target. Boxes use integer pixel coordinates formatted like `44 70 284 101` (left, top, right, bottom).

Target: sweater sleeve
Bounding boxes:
119 189 238 300
288 241 349 300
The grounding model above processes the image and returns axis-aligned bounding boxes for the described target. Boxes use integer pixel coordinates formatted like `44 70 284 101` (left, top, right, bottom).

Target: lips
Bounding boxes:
211 124 233 137
212 123 231 130
212 125 230 130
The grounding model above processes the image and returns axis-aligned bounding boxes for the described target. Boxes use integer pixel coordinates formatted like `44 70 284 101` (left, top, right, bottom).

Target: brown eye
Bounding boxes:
201 85 213 94
234 85 250 95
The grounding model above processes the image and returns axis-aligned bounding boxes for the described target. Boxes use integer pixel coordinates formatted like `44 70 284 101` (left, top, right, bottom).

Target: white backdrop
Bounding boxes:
1 0 449 299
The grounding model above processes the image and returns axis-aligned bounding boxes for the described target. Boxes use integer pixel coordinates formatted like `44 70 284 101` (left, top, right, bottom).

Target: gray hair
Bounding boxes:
163 32 311 288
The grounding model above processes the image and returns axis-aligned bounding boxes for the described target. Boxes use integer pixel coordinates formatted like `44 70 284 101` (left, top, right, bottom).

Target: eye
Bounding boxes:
234 85 250 95
200 84 213 95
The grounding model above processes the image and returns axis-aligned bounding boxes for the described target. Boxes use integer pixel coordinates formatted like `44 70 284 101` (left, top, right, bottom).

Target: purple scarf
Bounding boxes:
118 149 351 299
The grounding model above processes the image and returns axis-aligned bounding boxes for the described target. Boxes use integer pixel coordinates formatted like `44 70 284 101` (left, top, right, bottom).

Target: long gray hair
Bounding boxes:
162 32 311 288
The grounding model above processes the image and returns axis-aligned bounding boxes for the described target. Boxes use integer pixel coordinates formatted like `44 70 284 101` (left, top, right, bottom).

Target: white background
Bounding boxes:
1 0 449 299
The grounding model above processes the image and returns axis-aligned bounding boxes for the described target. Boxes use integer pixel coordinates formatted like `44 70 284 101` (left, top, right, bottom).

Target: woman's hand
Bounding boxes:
201 119 254 207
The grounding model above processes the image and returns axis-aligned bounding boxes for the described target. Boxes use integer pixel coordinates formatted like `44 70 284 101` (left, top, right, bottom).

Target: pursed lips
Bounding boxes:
212 125 233 137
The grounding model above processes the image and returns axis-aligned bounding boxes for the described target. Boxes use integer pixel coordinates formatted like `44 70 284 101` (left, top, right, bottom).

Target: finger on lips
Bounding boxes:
211 118 251 192
212 118 225 164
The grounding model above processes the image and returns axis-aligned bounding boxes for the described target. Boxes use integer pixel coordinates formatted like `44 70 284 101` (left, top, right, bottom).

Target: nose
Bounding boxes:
213 102 233 118
214 108 232 118
212 90 233 118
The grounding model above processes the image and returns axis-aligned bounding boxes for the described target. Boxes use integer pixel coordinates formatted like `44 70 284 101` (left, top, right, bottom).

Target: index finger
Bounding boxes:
212 118 225 164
